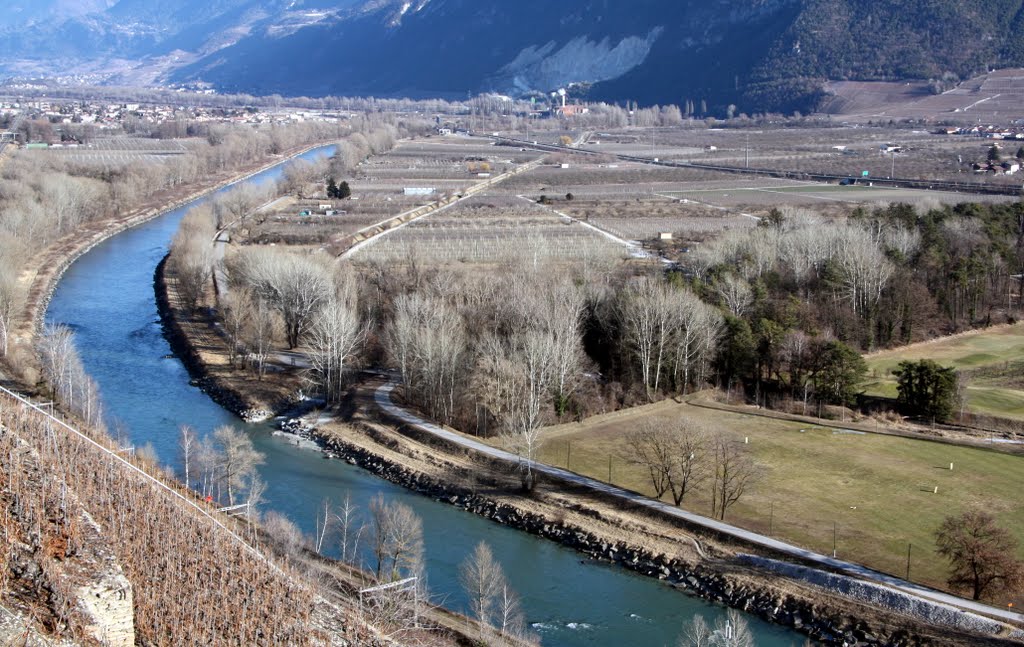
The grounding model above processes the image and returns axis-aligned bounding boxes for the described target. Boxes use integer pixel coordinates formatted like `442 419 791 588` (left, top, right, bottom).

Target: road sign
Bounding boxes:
862 170 870 177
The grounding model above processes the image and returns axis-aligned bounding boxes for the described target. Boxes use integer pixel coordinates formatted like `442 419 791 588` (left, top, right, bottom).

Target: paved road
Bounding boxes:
373 382 1024 626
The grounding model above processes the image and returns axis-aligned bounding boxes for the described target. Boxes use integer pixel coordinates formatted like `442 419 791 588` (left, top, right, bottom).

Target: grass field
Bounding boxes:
521 399 1024 602
863 323 1024 419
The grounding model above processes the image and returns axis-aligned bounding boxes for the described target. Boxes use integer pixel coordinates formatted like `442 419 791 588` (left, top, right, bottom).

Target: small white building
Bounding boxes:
404 187 435 196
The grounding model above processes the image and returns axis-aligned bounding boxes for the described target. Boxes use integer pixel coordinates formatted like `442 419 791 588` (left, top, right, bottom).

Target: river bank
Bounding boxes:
10 140 502 647
153 252 1022 647
6 140 335 387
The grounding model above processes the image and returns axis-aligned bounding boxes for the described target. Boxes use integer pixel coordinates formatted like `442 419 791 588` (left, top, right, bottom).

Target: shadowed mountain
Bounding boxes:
3 0 1024 115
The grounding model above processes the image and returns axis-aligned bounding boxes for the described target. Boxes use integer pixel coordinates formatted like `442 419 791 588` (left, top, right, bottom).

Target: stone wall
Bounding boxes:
76 566 134 647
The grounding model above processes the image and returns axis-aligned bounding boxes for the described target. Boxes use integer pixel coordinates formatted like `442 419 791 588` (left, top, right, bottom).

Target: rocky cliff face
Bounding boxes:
489 29 663 95
76 561 135 646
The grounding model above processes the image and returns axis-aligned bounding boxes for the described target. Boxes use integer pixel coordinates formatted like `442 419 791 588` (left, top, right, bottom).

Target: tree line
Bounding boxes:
681 201 1024 414
0 118 362 381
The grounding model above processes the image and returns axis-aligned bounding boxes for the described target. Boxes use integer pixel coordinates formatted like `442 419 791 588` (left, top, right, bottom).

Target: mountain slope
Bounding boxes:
164 0 1024 113
170 0 806 109
3 0 1024 115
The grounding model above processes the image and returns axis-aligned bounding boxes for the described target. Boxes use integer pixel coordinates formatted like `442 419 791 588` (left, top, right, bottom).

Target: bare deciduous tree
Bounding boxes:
214 183 268 229
935 510 1024 601
678 609 754 647
336 493 363 565
0 268 20 357
242 295 278 378
387 292 467 424
496 581 530 641
168 205 216 312
672 294 723 393
711 437 759 521
314 498 333 554
307 297 366 403
212 425 265 506
535 281 586 416
716 274 753 318
279 159 318 199
178 424 198 490
369 494 424 583
36 324 104 428
479 329 557 491
677 614 713 647
625 420 709 506
229 248 331 348
220 289 251 366
620 277 683 399
834 226 895 318
263 510 307 560
459 541 504 637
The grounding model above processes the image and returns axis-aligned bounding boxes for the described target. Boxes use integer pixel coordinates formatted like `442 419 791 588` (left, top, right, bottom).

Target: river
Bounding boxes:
44 144 806 647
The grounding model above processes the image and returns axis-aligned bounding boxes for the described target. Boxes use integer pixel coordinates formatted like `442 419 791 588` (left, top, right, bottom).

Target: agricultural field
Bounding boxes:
244 136 544 249
259 128 1016 263
863 323 1024 420
497 154 1011 246
582 125 1024 187
559 195 757 242
528 398 1024 599
661 180 1016 210
358 138 535 191
348 194 629 265
499 161 766 245
26 135 192 170
242 197 383 245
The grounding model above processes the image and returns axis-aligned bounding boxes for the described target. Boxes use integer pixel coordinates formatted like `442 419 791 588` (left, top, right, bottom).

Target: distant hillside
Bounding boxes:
744 0 1024 113
3 0 1024 115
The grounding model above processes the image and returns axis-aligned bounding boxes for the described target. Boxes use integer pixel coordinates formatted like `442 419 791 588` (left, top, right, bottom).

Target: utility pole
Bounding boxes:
906 543 912 580
891 150 896 179
833 522 837 558
769 501 774 535
745 132 750 169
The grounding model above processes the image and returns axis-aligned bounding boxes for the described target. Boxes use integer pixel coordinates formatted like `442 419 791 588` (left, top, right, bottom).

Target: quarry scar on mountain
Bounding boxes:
490 28 664 96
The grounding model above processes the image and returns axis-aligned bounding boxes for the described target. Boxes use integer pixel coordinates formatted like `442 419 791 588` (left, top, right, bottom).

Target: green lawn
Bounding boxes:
863 324 1024 419
526 401 1024 605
